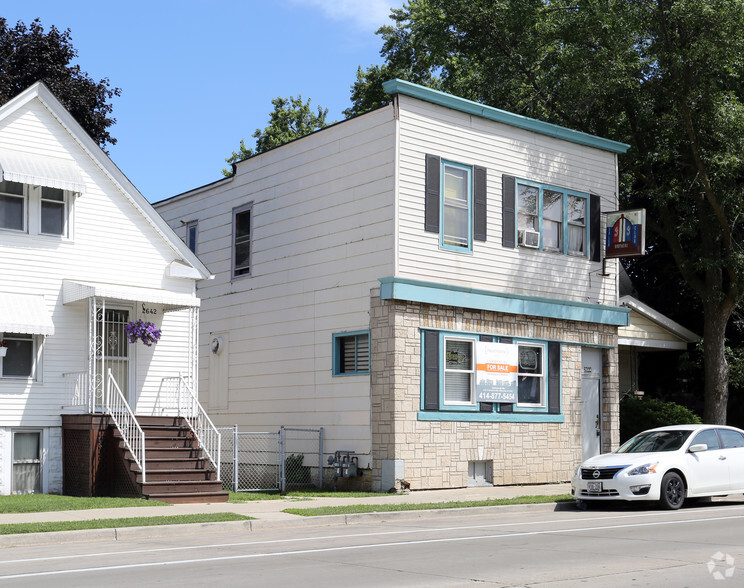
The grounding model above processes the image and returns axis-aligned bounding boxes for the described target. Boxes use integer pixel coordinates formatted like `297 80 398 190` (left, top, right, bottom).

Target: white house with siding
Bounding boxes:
0 82 222 500
155 80 631 491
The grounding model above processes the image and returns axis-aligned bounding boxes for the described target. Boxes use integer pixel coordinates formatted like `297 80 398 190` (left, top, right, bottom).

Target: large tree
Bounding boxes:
349 0 744 424
223 95 329 175
0 18 120 149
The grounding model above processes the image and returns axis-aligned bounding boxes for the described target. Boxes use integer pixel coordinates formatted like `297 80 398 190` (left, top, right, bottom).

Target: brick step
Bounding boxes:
144 491 229 504
136 469 217 483
141 479 224 494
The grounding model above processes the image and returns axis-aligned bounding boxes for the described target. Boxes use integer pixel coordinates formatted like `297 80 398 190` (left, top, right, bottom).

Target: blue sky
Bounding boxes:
4 1 403 202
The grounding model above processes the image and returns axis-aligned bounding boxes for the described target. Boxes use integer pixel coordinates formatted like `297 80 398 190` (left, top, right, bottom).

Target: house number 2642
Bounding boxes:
142 304 158 315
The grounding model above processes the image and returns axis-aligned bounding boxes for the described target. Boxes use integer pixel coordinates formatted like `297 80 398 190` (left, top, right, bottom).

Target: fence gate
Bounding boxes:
218 426 324 492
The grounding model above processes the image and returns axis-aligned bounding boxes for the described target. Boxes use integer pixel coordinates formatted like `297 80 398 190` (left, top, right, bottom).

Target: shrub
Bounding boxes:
620 396 702 442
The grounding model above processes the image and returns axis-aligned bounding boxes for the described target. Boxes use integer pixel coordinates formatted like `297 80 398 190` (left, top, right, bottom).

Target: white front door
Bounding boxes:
581 348 602 460
97 307 134 408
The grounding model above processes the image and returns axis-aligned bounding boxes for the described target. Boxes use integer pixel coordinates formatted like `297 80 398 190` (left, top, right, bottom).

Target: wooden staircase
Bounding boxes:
114 416 228 504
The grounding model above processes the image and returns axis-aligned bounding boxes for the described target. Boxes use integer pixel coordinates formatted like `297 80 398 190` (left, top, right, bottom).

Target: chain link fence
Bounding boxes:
217 426 324 492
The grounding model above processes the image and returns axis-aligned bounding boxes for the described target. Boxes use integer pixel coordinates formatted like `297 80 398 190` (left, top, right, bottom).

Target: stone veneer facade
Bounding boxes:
369 289 619 491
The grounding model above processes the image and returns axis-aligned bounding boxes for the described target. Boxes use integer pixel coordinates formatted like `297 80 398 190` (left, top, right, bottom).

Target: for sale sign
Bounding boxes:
475 342 518 403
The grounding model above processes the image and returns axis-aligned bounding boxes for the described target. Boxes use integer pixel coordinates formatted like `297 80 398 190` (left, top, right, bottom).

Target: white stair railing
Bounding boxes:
105 369 146 483
167 375 221 481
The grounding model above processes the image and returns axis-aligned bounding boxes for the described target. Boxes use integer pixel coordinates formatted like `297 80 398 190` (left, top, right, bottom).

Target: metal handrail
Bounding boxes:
170 375 221 480
105 369 146 483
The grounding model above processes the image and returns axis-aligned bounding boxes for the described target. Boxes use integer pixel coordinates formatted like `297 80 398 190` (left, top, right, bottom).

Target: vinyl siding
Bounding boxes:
395 95 619 307
156 107 397 455
0 95 198 428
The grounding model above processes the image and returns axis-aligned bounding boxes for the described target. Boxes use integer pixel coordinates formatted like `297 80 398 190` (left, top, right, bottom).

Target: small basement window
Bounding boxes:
333 331 370 375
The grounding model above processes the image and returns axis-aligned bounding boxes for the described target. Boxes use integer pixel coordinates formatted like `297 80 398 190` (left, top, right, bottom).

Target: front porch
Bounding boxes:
59 287 225 503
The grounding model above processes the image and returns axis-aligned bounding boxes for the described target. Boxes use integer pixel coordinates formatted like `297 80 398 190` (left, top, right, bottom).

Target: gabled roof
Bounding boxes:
383 79 630 155
619 295 699 350
0 82 211 280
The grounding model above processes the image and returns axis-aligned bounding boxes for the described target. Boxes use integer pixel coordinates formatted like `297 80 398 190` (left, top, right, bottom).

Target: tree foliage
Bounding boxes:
0 18 120 149
620 397 701 443
349 0 744 424
223 95 329 175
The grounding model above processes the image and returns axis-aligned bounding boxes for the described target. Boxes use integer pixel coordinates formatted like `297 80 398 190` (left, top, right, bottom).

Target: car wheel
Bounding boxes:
659 472 685 510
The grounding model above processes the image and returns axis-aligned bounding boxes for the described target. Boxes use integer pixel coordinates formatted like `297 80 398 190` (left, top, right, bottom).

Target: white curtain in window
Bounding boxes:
13 432 41 494
568 225 585 253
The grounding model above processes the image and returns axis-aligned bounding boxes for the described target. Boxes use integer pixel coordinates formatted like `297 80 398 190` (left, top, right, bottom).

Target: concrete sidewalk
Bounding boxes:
0 483 572 546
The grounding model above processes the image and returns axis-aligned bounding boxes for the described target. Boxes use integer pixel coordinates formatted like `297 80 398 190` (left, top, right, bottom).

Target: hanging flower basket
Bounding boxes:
124 320 162 347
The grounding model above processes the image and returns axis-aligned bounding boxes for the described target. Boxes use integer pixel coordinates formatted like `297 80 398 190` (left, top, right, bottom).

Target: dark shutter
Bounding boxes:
479 335 495 412
548 342 561 414
498 336 514 412
502 175 516 248
590 194 601 262
474 166 487 242
423 330 440 410
425 155 441 233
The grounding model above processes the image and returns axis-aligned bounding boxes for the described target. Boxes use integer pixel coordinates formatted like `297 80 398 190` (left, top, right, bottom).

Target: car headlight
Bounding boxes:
628 463 658 476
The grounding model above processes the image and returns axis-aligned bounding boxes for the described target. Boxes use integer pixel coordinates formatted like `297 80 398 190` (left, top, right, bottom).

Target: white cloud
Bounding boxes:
287 0 403 31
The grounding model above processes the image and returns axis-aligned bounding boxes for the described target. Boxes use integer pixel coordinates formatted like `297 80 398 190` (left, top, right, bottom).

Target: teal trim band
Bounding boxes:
383 79 630 155
418 411 565 423
379 277 630 326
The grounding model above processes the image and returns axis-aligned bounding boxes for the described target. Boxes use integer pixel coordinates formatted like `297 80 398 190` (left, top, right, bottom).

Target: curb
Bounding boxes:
0 500 574 548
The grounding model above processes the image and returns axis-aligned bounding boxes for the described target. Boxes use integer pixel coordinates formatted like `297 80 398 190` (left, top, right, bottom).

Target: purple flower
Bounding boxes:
124 320 162 346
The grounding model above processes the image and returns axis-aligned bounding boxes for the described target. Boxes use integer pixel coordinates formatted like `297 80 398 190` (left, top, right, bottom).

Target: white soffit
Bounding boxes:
63 280 199 311
0 147 86 193
0 293 55 336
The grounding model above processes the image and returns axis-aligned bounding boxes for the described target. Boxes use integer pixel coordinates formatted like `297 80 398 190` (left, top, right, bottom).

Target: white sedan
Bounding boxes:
572 424 744 509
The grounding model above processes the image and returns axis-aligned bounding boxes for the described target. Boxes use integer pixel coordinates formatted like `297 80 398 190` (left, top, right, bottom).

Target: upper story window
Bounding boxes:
425 155 487 253
503 175 600 261
232 204 252 278
0 180 25 231
516 180 589 256
0 180 71 238
441 162 472 251
40 187 67 236
186 220 198 254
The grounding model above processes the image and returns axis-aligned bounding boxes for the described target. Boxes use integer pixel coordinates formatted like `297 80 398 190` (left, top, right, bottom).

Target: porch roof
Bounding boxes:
0 292 55 336
0 147 86 193
62 280 200 311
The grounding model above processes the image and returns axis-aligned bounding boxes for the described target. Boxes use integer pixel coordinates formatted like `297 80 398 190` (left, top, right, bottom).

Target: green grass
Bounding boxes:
0 494 171 513
0 513 252 535
227 489 384 502
283 494 574 516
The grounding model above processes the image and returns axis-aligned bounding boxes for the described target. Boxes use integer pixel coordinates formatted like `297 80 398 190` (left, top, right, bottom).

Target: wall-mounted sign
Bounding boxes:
605 209 646 258
475 342 518 403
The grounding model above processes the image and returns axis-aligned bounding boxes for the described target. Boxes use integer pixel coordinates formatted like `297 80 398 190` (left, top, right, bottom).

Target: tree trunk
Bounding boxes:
702 302 730 424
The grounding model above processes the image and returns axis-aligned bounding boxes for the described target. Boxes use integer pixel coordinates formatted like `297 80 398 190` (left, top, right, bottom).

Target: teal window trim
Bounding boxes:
440 159 473 253
421 329 559 420
418 411 565 423
440 332 479 411
332 330 370 376
516 179 590 258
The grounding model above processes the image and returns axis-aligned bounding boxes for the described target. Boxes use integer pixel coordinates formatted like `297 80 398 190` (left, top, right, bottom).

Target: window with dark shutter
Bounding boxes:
425 154 440 233
502 175 516 248
474 166 487 242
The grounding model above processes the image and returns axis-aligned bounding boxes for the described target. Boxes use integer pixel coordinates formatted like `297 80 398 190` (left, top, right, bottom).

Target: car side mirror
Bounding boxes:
689 443 708 453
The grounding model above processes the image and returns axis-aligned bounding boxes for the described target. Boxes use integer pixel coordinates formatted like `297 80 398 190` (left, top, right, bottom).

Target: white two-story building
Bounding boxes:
156 80 630 491
0 83 222 501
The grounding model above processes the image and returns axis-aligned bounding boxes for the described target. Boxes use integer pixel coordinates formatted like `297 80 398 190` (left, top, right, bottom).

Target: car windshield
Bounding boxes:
616 430 693 453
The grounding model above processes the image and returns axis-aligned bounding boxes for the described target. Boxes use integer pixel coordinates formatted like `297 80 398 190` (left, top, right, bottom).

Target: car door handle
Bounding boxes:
719 455 727 461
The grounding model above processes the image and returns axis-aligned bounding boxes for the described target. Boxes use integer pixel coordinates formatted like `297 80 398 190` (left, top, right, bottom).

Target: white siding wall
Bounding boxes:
395 95 619 306
156 107 397 456
0 98 198 431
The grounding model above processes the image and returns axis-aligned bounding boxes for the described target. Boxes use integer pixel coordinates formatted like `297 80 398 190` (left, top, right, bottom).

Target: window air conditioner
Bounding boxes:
518 229 540 249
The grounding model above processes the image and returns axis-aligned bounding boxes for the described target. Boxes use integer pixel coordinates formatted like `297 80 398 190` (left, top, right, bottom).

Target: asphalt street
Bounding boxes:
1 500 742 587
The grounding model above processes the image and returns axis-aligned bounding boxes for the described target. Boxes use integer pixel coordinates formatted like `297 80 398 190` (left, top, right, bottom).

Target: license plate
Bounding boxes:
587 481 603 493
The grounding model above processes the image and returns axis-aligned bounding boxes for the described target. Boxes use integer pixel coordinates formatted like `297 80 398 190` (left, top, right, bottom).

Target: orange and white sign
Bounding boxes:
475 342 518 403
